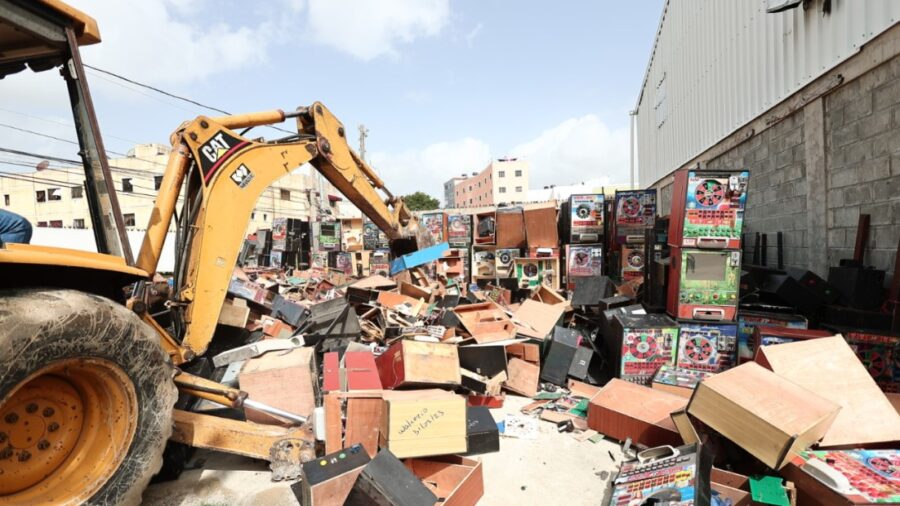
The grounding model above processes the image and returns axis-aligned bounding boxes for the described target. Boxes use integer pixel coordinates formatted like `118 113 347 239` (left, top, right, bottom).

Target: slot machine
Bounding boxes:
474 211 496 245
472 248 496 279
669 169 749 249
667 248 741 321
839 328 899 393
565 244 603 289
736 310 807 363
676 321 738 373
609 314 679 385
421 211 446 244
614 189 657 244
495 248 521 278
567 194 605 244
446 213 472 247
369 249 391 277
514 257 559 290
609 444 712 506
621 243 646 282
752 326 834 354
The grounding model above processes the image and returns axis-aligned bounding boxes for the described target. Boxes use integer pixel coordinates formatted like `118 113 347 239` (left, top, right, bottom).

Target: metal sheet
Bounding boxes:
636 1 900 187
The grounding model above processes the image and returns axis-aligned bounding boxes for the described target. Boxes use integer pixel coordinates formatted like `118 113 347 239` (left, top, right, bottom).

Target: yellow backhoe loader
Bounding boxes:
0 1 423 503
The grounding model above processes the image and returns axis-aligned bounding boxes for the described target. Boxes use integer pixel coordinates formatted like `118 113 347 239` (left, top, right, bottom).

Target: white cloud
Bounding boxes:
306 0 450 61
367 115 630 203
511 115 630 189
74 0 275 85
368 138 490 203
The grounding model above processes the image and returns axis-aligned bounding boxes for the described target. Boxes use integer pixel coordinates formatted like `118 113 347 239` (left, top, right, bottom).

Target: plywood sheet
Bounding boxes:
757 335 900 447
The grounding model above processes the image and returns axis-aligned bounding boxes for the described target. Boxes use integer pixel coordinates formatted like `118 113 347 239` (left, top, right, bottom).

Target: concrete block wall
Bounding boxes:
656 54 900 285
823 56 900 279
705 112 809 271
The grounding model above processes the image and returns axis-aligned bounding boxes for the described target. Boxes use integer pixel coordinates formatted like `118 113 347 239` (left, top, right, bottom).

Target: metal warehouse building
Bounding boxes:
635 0 900 282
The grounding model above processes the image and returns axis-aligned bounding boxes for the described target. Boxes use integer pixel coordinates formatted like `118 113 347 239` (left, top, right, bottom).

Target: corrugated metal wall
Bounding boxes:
636 0 900 187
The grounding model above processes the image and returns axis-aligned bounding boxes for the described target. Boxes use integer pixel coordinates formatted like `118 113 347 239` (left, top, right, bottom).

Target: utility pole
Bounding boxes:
358 124 369 161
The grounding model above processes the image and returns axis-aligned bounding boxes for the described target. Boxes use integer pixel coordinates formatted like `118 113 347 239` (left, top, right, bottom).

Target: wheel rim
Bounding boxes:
0 359 137 505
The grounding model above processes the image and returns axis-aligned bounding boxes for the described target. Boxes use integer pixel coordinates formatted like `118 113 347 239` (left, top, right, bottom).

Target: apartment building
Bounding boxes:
453 158 529 208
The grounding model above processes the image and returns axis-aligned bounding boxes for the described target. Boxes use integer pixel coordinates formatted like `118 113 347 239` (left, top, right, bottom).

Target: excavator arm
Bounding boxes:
136 102 421 359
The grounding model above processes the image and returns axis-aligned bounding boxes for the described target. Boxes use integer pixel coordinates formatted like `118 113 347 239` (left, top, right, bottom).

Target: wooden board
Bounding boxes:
323 393 343 454
688 362 840 469
217 297 250 327
240 347 317 426
453 302 517 344
503 358 539 397
513 299 565 340
756 335 900 447
345 398 382 458
523 205 559 247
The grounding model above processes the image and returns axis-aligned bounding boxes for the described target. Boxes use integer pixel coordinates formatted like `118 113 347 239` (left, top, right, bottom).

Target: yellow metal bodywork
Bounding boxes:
0 243 147 278
35 0 101 44
138 102 418 357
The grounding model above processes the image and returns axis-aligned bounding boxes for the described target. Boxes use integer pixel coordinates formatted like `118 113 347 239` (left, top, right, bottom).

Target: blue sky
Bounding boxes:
0 0 664 201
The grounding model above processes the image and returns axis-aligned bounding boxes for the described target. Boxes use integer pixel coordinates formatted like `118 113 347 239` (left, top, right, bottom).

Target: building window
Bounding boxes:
123 213 136 227
73 218 85 229
122 178 133 193
515 170 522 177
499 187 507 193
71 186 83 199
49 220 62 228
48 188 61 201
3 194 8 206
498 170 505 177
516 186 523 192
280 189 291 200
36 221 47 228
35 190 46 203
263 213 268 221
154 175 163 190
251 212 256 220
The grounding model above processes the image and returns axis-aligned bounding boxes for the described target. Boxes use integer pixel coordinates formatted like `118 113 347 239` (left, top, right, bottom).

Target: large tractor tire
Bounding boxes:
0 288 177 505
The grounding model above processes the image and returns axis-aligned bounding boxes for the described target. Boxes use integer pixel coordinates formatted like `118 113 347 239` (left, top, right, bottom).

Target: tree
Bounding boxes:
401 191 440 211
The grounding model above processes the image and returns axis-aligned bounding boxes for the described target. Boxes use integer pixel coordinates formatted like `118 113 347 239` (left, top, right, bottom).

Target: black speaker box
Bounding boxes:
795 270 840 305
828 265 886 310
463 406 499 455
757 272 822 317
571 276 614 306
458 345 507 378
540 326 582 386
567 345 595 381
271 294 311 327
346 448 437 506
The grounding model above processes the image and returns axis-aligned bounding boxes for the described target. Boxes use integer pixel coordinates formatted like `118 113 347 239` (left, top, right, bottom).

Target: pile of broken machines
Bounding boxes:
163 238 900 506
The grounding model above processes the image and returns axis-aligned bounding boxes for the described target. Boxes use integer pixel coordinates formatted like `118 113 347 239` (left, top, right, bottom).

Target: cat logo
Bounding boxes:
200 132 233 164
229 164 254 189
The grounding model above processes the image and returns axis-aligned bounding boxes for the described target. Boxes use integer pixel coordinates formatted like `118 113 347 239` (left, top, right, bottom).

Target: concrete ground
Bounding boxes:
143 395 623 505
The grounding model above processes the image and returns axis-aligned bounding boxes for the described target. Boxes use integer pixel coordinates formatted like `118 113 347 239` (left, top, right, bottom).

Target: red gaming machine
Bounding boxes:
668 169 749 250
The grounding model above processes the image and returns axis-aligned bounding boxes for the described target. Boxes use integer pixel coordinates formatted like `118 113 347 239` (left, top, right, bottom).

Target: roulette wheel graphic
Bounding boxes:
626 333 659 360
695 180 726 207
522 263 539 277
576 204 592 219
621 196 642 217
684 336 714 363
860 348 888 378
627 250 645 270
572 251 590 267
498 251 512 265
449 218 465 232
865 455 900 479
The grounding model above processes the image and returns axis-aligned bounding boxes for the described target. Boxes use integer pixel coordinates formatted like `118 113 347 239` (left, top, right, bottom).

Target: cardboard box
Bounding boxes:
405 456 484 506
755 335 900 448
376 340 461 389
240 347 318 425
687 362 841 469
379 390 467 458
586 378 686 447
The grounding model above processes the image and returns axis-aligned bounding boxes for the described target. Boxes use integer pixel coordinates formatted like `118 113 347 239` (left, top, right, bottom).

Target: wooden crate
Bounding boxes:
586 378 686 448
376 340 461 389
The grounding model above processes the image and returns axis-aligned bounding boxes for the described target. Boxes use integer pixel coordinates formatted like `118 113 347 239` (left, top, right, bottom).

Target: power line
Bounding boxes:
83 63 293 134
